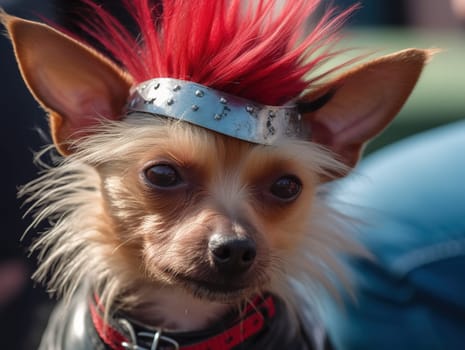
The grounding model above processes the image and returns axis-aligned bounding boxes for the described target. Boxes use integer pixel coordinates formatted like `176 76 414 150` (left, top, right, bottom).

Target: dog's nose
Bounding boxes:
208 234 256 275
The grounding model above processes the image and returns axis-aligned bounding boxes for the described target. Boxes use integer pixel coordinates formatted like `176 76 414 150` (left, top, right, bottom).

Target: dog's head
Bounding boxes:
2 0 430 324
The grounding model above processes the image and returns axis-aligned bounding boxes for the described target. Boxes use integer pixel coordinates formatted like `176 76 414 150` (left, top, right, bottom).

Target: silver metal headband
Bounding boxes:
126 78 305 145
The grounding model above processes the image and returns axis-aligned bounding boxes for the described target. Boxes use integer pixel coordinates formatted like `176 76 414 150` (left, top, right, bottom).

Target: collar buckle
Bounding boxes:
119 319 179 350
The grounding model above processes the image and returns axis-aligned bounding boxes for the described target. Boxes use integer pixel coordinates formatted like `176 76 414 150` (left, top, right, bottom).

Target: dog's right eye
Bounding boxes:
270 175 302 201
143 164 183 188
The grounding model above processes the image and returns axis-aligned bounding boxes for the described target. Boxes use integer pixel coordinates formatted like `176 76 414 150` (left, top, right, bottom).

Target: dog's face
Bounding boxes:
96 118 322 302
2 5 429 322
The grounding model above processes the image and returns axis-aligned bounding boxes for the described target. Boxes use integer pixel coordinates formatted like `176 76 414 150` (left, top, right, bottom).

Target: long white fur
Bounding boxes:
20 114 364 332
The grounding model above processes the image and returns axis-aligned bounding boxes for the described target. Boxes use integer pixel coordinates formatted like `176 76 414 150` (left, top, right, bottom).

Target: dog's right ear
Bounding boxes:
298 49 432 175
1 13 132 155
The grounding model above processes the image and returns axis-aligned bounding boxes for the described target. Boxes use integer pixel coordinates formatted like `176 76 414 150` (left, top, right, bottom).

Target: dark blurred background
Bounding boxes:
0 0 464 348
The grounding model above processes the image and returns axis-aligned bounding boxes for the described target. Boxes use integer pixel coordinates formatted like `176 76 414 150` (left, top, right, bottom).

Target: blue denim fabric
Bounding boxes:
321 121 465 350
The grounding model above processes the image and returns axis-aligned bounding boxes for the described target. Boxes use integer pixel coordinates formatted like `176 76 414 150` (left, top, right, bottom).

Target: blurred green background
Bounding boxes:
345 29 465 153
323 0 465 154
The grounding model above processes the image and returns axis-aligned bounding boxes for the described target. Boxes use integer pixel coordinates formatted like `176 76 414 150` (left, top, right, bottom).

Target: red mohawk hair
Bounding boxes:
79 0 355 105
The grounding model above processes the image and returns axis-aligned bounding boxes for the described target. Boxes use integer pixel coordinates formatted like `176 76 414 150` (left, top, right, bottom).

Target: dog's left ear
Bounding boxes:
1 13 132 155
299 49 433 172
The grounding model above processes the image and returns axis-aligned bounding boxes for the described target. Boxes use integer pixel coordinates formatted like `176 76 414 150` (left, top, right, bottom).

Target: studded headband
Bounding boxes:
126 78 306 145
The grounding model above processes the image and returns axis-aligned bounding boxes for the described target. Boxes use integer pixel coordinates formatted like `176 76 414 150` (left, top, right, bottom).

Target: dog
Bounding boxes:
1 0 430 349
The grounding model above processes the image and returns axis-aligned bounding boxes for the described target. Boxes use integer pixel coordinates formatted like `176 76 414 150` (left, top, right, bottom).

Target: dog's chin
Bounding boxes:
181 277 258 303
155 269 265 303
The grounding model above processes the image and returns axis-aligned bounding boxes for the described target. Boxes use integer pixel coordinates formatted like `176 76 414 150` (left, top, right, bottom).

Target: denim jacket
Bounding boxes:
322 121 465 350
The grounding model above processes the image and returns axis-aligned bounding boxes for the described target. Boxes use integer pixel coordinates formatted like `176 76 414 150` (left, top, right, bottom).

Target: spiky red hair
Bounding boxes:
79 0 354 105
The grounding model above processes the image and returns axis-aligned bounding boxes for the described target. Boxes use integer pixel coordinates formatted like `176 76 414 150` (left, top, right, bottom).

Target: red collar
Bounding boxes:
89 294 276 350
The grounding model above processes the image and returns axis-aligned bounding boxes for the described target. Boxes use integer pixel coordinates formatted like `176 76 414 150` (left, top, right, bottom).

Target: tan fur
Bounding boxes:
21 115 363 330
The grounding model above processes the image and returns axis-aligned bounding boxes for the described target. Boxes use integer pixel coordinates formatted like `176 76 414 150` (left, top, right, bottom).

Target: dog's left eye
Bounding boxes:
270 175 302 201
144 164 183 188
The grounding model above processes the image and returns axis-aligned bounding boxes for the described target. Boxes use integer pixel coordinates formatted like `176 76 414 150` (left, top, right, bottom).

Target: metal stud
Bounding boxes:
126 78 304 145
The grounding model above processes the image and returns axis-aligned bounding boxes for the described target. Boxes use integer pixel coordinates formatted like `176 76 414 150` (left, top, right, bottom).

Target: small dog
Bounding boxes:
2 1 430 349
